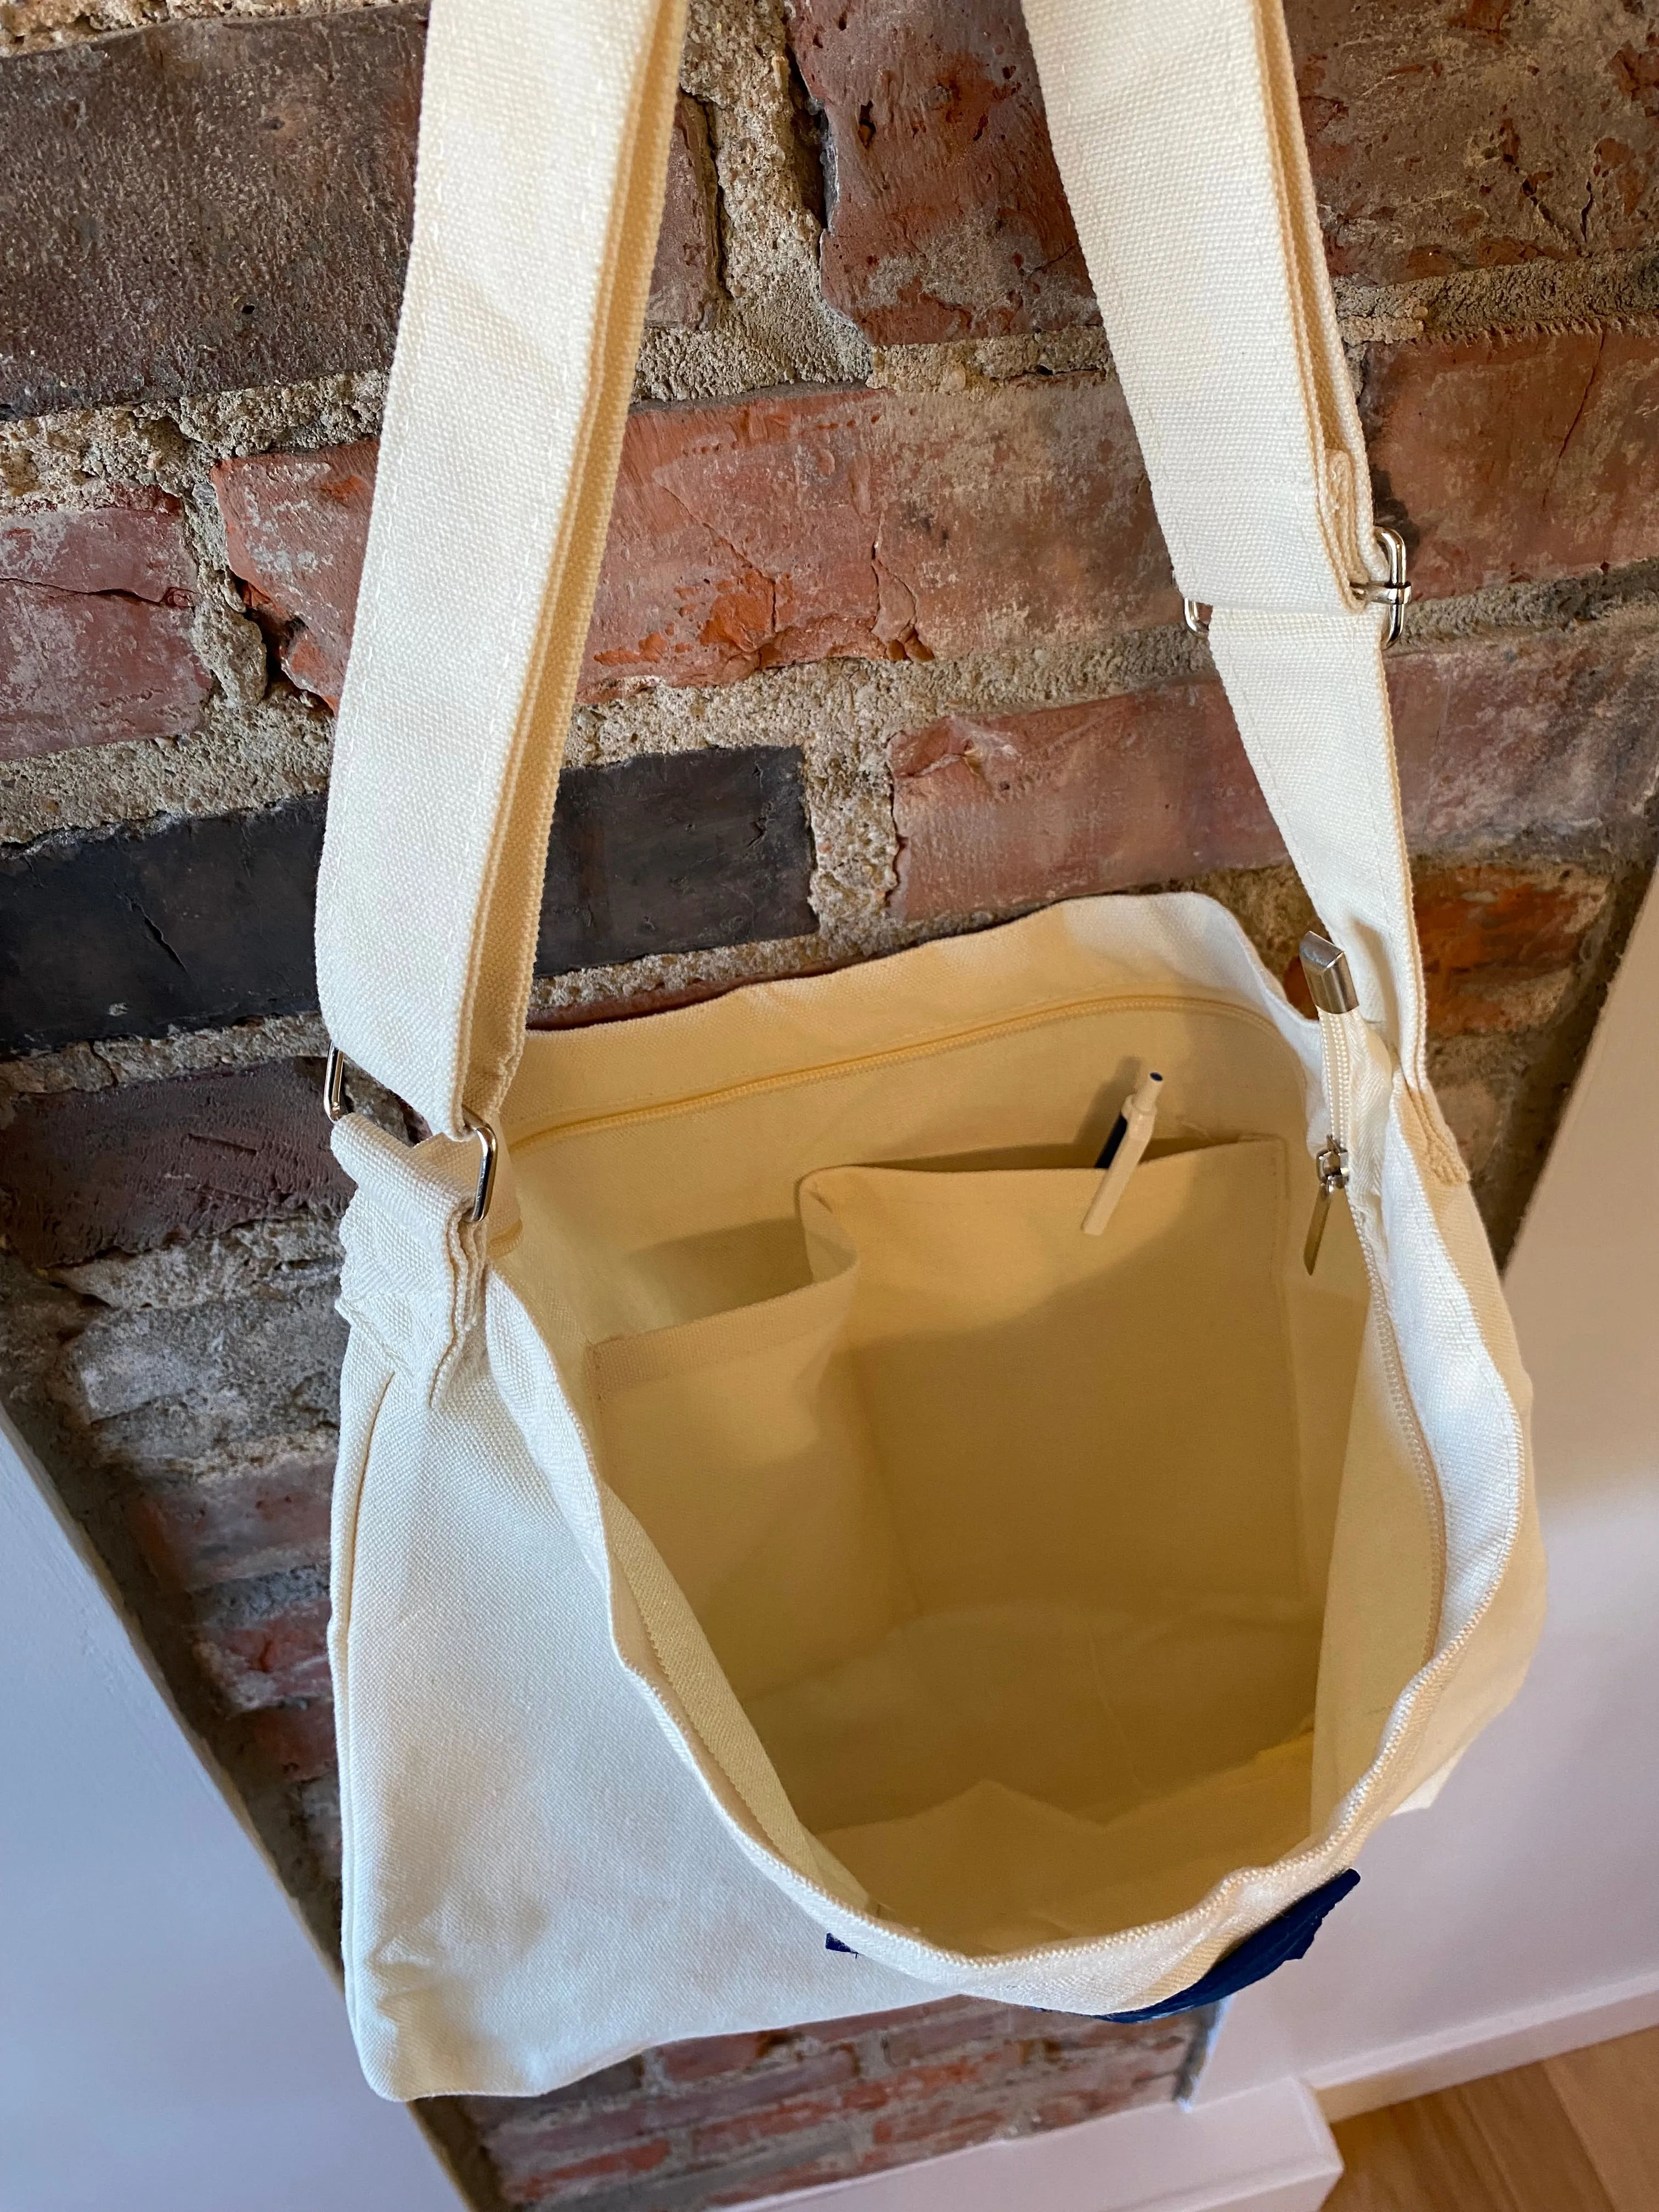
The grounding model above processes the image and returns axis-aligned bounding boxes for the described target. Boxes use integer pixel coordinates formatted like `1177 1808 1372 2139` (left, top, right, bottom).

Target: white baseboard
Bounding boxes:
746 2079 1341 2212
1310 1967 1659 2122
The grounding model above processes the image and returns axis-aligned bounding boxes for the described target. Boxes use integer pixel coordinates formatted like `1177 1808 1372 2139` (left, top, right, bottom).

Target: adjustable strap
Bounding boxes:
315 0 688 1138
1022 0 1427 1082
320 0 1426 1137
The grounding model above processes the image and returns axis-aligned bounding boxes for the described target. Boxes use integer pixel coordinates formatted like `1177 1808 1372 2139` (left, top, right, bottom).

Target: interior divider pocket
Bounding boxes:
591 1138 1320 1954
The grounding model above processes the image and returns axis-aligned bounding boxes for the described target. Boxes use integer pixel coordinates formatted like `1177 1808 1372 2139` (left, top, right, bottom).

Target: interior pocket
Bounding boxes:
592 1139 1319 1954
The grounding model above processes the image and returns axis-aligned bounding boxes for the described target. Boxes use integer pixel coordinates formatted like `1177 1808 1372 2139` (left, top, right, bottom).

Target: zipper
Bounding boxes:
1301 932 1447 1637
1303 1032 1352 1275
520 990 1290 1148
1301 933 1356 1277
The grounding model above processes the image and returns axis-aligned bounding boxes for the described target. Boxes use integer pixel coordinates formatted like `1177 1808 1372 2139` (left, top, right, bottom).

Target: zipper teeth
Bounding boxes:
520 991 1292 1148
1324 1011 1449 1642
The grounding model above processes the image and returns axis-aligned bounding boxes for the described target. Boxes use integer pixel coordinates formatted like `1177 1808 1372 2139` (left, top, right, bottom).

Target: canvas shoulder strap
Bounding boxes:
315 0 689 1139
315 0 1427 1139
1022 0 1426 1078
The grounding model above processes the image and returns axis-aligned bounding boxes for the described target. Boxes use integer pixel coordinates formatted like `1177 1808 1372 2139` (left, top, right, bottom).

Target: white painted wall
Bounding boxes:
0 1413 465 2212
1198 872 1659 2117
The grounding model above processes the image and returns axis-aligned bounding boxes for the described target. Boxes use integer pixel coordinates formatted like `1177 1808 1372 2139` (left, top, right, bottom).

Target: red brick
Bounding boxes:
790 0 1659 342
590 380 1171 693
193 1594 330 1712
789 0 1094 343
213 440 376 710
1289 0 1659 283
1390 624 1659 844
487 2096 672 2177
0 1060 349 1269
654 2033 785 2085
676 2049 860 2149
881 2003 1047 2069
890 624 1659 924
1 496 198 600
214 379 1172 707
129 1452 334 1593
698 2145 870 2203
1365 329 1659 597
500 2134 673 2204
647 95 720 330
870 2100 1011 2154
242 1697 335 1784
0 495 208 759
1415 862 1610 1032
890 686 1276 923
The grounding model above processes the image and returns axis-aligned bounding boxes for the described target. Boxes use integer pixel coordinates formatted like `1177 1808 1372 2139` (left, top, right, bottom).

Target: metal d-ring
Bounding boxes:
324 1045 497 1224
1362 524 1411 646
1182 527 1410 646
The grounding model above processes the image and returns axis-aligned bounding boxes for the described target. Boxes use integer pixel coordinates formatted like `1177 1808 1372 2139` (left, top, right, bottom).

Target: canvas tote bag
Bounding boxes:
315 0 1547 2098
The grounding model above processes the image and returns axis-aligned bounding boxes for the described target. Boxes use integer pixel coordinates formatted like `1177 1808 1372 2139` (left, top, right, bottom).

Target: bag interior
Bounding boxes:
503 941 1370 1956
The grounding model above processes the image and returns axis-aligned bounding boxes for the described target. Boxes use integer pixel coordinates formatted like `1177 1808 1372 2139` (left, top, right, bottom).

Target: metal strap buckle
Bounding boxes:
1183 526 1411 646
324 1046 498 1224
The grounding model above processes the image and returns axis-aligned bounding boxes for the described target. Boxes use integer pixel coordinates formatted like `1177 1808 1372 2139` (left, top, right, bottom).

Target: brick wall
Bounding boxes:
4 1 1658 2205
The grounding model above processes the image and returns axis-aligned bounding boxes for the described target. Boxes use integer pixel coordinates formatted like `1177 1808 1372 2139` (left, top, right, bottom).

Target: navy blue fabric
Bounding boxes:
825 1933 857 1954
1098 1869 1360 2023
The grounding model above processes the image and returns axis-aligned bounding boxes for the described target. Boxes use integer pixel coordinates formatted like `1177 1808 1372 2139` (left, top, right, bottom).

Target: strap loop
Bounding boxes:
325 1047 499 1224
1184 528 1411 644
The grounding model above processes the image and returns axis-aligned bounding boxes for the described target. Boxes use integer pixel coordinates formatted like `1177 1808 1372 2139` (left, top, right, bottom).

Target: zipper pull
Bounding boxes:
1299 932 1358 1276
1304 1136 1349 1274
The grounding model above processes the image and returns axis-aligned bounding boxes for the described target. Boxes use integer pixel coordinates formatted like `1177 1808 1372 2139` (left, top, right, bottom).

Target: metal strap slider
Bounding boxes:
1184 526 1410 646
324 1046 498 1224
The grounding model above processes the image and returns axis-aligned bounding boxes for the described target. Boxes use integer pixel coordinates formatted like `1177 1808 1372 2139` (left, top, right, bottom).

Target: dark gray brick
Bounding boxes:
0 749 818 1055
0 9 427 417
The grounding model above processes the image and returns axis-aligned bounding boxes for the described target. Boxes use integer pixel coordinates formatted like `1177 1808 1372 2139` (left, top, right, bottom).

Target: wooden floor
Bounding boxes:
1325 2027 1659 2211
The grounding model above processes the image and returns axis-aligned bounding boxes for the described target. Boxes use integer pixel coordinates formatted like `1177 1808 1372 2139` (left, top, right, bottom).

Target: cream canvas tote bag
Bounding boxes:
316 0 1547 2099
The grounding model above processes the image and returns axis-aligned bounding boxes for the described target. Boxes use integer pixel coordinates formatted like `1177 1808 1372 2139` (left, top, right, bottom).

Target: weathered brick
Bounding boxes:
214 381 1173 707
512 2139 675 2202
213 443 376 710
0 13 722 416
890 686 1276 922
193 1589 330 1712
1288 0 1659 283
469 2011 1185 2211
64 1285 348 1468
242 1697 335 1785
0 752 816 1054
537 749 816 972
890 623 1659 923
1 495 208 758
671 2050 860 2146
791 0 1659 342
585 378 1173 689
789 0 1095 343
1389 622 1659 842
1416 861 1611 1033
653 2034 783 2086
1 497 199 601
0 10 426 416
128 1451 333 1596
215 328 1659 724
0 800 327 1056
0 1060 347 1268
648 95 721 331
1365 329 1659 596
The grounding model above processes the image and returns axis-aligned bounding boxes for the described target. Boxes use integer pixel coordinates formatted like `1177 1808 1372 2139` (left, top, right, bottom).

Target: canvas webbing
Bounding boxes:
1022 0 1427 1080
315 0 688 1138
316 0 1427 1140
